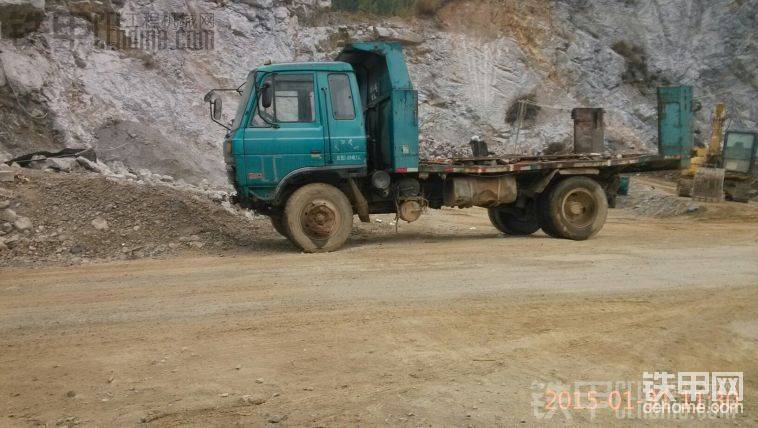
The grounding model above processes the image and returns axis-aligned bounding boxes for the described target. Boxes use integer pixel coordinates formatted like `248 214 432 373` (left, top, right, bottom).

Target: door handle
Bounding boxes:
311 149 321 155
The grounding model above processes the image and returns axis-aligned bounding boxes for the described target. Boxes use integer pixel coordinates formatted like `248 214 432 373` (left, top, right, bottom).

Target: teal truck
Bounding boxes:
204 42 686 252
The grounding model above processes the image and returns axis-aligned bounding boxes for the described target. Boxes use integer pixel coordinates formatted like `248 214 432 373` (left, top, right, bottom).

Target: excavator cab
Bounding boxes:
721 131 757 202
722 131 757 175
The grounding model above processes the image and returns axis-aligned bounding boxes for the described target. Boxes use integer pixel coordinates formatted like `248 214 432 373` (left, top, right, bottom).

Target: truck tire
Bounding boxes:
270 215 289 238
536 193 561 238
283 183 354 253
488 205 540 236
539 176 608 241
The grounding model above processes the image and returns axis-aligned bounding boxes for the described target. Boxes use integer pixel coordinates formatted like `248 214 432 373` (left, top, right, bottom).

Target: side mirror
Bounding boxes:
204 91 223 121
260 82 272 109
212 97 223 121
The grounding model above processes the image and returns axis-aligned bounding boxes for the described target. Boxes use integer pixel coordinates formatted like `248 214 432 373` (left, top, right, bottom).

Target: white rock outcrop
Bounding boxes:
0 0 754 183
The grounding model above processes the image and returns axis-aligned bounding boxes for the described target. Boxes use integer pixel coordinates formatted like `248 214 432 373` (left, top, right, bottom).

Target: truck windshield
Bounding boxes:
231 71 255 131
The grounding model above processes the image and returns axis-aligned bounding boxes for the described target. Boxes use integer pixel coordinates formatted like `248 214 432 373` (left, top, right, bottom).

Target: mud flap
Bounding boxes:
347 178 370 223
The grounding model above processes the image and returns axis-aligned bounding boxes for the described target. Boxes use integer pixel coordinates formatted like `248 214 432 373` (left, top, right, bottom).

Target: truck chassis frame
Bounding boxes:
262 153 684 252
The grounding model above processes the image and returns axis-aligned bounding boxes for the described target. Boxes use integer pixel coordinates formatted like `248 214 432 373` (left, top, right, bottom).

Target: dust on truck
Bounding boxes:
205 42 686 252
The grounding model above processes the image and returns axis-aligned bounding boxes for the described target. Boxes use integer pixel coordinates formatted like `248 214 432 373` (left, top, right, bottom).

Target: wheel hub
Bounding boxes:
302 201 337 239
568 201 584 215
561 189 596 228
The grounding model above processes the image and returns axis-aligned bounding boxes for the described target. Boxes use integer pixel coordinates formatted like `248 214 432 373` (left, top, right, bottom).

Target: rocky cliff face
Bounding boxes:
0 0 755 185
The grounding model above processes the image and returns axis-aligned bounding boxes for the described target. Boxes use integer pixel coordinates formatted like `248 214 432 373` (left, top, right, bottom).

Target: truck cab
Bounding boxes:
225 61 367 203
222 42 417 208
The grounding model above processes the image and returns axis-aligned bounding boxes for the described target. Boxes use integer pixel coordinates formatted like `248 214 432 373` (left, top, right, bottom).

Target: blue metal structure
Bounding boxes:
337 42 419 173
657 86 695 165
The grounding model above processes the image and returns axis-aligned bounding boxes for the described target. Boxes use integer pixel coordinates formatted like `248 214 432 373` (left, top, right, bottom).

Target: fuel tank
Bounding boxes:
443 176 517 208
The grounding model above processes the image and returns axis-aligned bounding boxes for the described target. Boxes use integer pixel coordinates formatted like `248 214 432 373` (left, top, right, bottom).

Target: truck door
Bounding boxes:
242 72 325 197
316 72 367 167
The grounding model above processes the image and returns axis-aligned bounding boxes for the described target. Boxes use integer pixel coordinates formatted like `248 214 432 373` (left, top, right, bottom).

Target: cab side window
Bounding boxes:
250 73 315 127
328 73 355 120
275 74 315 122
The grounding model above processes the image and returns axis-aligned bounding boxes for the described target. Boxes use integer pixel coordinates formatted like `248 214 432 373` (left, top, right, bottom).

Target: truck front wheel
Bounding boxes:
539 176 608 241
284 183 354 253
488 204 540 236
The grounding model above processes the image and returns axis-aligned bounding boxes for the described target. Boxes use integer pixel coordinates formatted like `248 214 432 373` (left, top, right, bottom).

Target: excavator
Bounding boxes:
677 104 757 202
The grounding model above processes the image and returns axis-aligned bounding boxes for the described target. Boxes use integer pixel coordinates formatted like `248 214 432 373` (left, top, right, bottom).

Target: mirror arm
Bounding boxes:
210 103 230 130
210 87 244 95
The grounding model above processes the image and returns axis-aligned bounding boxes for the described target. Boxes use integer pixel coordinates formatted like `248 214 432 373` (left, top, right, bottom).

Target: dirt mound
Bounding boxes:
617 175 758 220
617 177 699 217
0 169 271 267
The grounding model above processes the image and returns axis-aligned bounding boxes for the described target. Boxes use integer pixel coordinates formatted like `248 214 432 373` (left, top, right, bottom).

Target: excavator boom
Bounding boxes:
707 104 727 161
691 103 727 201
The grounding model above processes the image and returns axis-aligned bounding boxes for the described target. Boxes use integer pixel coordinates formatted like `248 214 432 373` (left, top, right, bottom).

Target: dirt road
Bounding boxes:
2 204 757 426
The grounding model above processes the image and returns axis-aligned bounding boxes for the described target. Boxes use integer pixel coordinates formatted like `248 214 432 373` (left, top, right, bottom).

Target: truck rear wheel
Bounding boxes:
536 194 561 238
270 215 289 238
284 183 353 253
539 176 608 241
488 204 540 236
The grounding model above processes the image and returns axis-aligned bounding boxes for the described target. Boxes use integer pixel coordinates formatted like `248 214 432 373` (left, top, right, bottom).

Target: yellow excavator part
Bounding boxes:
683 147 708 176
678 104 727 199
691 103 727 202
707 104 727 158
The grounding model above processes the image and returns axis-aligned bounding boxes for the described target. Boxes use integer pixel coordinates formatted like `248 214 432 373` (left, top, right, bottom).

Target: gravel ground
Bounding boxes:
2 169 756 268
0 169 270 267
1 201 756 426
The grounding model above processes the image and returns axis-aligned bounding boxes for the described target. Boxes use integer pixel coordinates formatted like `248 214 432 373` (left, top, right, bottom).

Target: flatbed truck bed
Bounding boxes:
419 153 684 175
